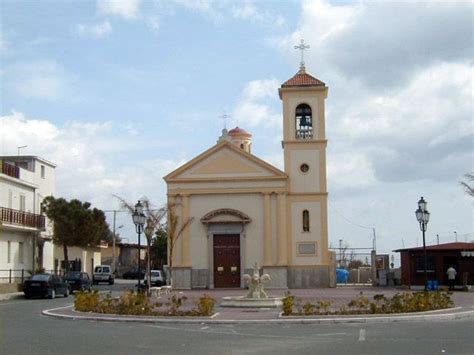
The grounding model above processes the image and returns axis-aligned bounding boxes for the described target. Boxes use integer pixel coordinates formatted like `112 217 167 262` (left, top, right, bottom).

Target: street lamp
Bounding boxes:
415 196 430 291
132 200 146 289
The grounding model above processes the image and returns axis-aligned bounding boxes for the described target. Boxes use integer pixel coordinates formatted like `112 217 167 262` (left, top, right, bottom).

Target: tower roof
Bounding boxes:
228 126 252 137
281 67 325 88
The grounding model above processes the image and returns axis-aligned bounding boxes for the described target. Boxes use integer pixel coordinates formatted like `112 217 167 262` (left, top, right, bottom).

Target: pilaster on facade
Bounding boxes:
276 192 288 266
263 192 273 266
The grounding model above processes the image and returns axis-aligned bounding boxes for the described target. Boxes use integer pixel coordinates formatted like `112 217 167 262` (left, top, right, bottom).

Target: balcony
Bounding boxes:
0 160 20 179
0 207 45 231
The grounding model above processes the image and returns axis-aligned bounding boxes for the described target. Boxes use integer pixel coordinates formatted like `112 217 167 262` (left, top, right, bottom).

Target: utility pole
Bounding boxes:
339 239 343 267
436 234 439 245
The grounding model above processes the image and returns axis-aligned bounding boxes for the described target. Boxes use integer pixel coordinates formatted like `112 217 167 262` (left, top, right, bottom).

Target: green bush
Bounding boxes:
281 291 453 317
193 294 216 316
282 293 295 316
75 291 100 312
167 294 188 315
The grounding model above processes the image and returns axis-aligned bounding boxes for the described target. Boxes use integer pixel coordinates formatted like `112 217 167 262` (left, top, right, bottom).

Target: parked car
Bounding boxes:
122 268 146 280
23 273 69 299
64 271 93 293
93 265 114 285
144 270 165 286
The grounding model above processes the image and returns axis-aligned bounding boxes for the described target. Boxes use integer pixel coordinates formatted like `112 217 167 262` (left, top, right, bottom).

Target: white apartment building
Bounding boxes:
0 156 56 282
0 155 102 282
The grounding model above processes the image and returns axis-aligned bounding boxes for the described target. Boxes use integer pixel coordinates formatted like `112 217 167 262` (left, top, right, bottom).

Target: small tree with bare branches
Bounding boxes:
115 196 166 295
460 173 474 197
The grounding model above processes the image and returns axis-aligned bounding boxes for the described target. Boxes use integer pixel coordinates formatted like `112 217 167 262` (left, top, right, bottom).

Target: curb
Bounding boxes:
0 292 24 301
42 305 474 324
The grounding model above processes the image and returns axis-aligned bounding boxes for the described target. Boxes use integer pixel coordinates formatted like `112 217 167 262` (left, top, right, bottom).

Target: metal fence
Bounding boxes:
0 269 62 284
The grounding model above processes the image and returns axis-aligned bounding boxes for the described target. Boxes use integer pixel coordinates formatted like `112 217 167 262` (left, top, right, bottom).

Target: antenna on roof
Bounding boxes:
17 145 27 156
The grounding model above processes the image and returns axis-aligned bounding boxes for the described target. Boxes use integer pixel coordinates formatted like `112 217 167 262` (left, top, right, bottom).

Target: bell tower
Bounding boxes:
278 61 330 273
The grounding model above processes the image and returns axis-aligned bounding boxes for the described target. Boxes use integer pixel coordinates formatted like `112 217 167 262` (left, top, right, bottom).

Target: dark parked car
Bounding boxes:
64 271 93 293
122 268 146 280
23 273 69 299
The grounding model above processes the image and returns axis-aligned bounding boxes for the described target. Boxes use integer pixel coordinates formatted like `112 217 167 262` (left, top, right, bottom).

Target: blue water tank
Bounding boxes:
336 268 349 283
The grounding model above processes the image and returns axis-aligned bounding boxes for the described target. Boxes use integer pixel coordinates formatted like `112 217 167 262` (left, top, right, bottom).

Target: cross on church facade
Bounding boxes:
294 39 310 69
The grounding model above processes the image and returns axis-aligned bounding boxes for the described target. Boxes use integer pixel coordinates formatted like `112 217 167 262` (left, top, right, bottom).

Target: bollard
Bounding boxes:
9 269 12 283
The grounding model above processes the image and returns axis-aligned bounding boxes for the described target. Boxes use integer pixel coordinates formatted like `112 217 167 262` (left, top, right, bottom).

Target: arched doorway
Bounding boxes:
201 209 251 288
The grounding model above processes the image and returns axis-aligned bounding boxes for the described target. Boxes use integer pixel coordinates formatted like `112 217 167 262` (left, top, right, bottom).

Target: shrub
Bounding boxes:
75 291 100 312
116 291 153 315
167 294 188 315
282 293 295 316
316 300 332 315
194 294 216 316
302 302 315 316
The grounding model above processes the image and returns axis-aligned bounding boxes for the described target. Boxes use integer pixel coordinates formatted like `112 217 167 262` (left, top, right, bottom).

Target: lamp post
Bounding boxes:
132 200 146 289
415 197 430 291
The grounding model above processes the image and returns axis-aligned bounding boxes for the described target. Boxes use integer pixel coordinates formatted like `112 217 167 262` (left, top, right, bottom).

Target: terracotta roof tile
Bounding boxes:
281 68 325 88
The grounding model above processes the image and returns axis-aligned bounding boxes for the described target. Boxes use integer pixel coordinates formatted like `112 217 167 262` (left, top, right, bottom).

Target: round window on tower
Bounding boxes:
300 163 309 173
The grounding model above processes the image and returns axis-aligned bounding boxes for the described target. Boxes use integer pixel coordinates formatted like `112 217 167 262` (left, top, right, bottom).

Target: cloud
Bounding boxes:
98 0 141 20
5 60 72 100
0 111 186 215
231 3 285 26
335 62 472 183
233 79 281 128
283 0 472 91
76 20 113 38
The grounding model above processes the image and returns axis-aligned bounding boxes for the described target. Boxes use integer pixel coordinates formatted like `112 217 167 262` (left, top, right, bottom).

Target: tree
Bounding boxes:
41 196 110 272
114 196 193 292
115 196 167 295
151 227 167 268
460 172 474 197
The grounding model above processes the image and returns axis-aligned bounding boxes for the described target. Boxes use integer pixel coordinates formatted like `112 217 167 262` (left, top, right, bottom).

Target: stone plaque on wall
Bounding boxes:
298 242 316 255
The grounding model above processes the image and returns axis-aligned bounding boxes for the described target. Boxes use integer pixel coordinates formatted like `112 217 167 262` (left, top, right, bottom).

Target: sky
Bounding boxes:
1 0 473 265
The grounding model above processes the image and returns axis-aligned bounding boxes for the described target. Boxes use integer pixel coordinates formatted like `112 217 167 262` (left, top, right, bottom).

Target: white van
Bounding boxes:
93 265 114 285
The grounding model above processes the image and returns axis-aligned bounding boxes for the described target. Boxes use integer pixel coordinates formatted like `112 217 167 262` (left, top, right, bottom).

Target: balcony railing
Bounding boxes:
0 207 45 230
296 129 313 140
0 160 20 179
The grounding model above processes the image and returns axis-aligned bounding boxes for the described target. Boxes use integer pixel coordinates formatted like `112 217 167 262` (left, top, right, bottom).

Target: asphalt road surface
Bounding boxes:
1 283 473 355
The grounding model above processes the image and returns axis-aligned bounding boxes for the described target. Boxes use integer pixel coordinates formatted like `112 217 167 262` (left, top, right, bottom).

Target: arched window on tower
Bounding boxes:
302 210 310 232
295 104 313 139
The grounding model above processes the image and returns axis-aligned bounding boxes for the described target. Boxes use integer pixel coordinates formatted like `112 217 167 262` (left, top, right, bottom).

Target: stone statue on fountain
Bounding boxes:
243 262 271 299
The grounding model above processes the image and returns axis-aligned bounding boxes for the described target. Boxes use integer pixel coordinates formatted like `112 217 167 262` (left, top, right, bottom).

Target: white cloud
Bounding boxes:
98 0 141 20
76 21 113 38
231 3 284 26
5 60 72 101
282 0 472 90
233 79 281 128
0 111 186 237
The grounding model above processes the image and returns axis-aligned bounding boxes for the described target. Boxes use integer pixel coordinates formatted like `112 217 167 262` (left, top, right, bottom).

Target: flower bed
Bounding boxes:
74 291 216 317
281 291 454 316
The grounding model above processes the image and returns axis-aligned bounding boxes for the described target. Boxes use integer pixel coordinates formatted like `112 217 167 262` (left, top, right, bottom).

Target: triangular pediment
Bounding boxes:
164 141 287 182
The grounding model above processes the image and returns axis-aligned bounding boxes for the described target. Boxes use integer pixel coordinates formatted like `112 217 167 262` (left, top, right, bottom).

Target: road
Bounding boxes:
1 281 473 355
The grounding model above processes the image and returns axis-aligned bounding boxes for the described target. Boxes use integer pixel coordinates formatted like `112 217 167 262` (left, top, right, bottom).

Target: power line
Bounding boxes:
328 200 374 230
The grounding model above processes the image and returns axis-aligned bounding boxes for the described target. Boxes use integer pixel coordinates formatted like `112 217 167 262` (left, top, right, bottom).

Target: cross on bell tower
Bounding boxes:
294 39 310 70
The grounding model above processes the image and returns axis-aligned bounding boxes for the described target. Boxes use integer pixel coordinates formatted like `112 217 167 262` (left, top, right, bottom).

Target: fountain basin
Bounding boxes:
220 296 283 308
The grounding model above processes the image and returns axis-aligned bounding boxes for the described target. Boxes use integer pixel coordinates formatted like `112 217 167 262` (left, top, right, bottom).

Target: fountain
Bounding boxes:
220 262 283 308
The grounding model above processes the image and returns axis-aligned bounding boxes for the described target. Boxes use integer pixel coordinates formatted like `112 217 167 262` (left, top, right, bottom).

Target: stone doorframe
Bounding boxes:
201 209 251 289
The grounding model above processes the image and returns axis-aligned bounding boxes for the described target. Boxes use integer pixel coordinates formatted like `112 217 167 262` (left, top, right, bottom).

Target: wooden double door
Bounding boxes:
213 234 240 288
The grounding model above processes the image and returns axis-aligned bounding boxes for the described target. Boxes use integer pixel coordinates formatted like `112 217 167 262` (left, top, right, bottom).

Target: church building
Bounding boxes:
164 64 335 289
